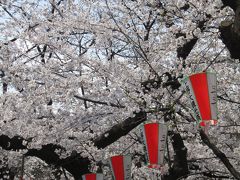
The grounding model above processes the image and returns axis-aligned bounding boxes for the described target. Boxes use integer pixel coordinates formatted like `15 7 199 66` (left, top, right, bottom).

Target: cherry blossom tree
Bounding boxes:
0 0 239 179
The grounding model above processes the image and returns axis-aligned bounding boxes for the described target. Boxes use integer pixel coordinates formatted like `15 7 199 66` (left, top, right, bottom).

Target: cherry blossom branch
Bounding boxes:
74 95 125 108
177 170 231 180
218 95 240 104
200 129 240 180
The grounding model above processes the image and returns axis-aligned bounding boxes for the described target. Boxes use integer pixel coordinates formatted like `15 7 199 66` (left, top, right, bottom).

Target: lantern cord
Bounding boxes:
121 141 137 155
204 46 226 71
193 38 217 72
62 167 69 180
203 122 210 135
151 171 159 180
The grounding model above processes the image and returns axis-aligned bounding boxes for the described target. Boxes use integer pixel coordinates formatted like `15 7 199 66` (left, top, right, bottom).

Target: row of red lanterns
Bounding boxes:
82 71 218 179
82 122 168 180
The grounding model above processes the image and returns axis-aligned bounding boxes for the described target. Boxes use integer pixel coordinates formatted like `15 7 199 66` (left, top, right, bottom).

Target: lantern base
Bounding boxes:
148 164 162 169
148 164 168 175
199 119 217 127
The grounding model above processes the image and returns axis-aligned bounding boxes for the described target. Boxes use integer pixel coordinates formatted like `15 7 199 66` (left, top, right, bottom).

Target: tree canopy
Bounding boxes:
0 0 239 179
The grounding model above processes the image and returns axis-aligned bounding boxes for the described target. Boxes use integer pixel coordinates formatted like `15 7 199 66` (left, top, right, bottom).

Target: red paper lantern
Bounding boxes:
140 122 168 168
82 173 103 180
183 72 217 126
109 155 131 180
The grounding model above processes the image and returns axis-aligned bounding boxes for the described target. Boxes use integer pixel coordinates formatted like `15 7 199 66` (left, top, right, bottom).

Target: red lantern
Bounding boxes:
82 173 103 180
140 122 168 168
109 155 131 180
183 72 217 126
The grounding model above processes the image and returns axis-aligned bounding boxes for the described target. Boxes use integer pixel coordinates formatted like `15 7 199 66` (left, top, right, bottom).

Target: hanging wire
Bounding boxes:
204 46 226 71
193 37 218 72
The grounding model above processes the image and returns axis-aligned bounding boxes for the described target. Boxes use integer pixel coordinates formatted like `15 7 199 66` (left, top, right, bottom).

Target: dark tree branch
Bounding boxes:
177 37 198 60
220 0 240 59
219 21 240 59
163 131 189 180
3 82 7 94
221 0 238 11
0 135 26 150
0 38 18 48
177 20 207 60
37 45 48 64
141 77 162 93
141 72 181 94
26 145 90 180
218 95 240 104
202 171 230 179
200 129 240 180
94 111 147 148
